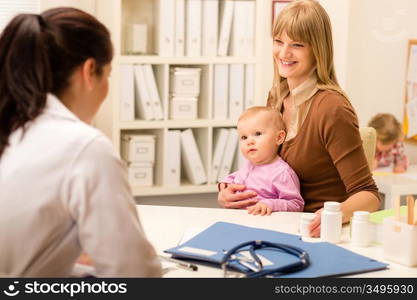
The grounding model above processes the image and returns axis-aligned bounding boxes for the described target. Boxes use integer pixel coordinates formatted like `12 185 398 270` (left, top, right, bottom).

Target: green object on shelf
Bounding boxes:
369 206 408 224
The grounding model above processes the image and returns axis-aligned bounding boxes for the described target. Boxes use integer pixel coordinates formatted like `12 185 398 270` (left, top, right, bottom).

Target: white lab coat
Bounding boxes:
0 94 161 277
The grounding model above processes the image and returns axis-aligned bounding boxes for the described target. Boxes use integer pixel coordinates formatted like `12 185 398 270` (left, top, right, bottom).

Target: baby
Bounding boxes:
368 113 408 173
220 106 304 215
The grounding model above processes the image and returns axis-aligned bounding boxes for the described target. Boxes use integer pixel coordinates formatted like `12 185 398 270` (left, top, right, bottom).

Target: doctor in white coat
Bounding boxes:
0 7 161 277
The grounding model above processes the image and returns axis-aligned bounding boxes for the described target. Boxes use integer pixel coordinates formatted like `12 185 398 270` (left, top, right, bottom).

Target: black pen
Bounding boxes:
158 255 198 271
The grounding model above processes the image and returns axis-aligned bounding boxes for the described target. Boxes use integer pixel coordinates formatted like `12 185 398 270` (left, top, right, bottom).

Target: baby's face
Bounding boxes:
376 141 396 152
237 113 284 165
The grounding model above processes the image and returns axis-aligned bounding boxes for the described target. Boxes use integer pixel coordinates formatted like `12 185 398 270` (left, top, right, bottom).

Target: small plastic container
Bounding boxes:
299 213 316 237
321 202 342 243
127 162 153 186
350 211 371 247
170 67 201 97
170 97 198 120
121 134 155 163
383 216 417 267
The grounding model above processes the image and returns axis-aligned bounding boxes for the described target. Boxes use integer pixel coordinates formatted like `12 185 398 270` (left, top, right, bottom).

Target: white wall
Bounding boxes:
345 0 417 162
41 0 96 14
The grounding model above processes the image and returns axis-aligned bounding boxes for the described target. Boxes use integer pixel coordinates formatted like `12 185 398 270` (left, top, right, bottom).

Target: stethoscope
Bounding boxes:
220 240 310 278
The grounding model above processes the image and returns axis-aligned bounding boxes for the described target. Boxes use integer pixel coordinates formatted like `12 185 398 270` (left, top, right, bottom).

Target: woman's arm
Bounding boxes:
309 94 381 236
217 183 258 209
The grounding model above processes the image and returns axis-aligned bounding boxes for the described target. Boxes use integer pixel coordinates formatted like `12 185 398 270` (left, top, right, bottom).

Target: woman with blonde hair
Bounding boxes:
218 0 380 237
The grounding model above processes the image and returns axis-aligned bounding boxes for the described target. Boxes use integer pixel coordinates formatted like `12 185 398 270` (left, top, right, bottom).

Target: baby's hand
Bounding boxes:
247 202 272 216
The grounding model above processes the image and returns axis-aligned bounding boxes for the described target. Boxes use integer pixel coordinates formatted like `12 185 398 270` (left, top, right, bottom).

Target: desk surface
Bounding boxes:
137 205 417 277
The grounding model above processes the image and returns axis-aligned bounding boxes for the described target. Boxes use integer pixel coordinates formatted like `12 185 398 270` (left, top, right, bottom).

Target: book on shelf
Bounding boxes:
211 128 230 184
217 128 239 182
119 64 135 121
202 0 219 56
175 0 185 56
142 64 164 120
217 0 234 56
133 64 155 120
229 64 245 121
230 0 255 57
180 129 207 185
213 64 229 119
155 0 175 56
186 0 202 56
163 130 181 186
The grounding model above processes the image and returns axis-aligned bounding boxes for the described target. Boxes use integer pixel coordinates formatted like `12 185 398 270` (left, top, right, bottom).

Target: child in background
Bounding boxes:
219 106 304 215
368 113 408 173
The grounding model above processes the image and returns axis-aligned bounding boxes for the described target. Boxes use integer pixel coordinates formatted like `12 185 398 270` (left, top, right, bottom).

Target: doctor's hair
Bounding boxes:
238 106 286 132
269 0 347 105
0 7 113 157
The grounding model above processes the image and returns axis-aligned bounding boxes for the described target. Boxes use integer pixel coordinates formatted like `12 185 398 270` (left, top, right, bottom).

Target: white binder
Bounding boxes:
155 0 175 56
244 64 255 109
213 64 229 119
230 1 255 56
119 64 135 121
202 0 219 56
229 64 245 121
217 128 239 182
244 0 255 57
142 64 164 120
230 0 246 56
180 129 207 185
217 0 234 56
186 0 202 56
175 0 185 56
211 128 230 184
163 130 181 186
133 64 155 120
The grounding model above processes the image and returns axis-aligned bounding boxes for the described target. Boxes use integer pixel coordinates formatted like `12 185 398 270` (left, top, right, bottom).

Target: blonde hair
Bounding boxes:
368 113 403 144
238 106 285 132
269 0 347 105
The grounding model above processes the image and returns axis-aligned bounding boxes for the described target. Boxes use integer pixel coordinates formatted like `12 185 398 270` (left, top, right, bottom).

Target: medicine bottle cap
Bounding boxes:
352 211 370 221
323 201 341 212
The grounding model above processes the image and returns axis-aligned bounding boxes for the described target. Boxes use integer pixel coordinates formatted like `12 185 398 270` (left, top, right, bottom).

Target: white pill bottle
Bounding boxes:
320 201 342 243
350 211 371 247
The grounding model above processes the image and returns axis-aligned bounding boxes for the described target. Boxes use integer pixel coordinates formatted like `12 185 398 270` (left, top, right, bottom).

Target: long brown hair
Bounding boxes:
269 0 347 105
0 7 113 157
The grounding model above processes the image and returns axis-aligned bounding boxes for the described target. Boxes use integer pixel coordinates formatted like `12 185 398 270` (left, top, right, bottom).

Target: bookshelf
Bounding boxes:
94 0 267 197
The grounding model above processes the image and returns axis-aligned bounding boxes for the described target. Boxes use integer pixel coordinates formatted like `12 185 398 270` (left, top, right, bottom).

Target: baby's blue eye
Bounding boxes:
255 131 262 136
241 136 247 140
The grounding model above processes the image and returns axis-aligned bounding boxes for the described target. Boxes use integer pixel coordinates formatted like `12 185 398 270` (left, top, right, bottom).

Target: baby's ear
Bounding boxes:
276 130 286 145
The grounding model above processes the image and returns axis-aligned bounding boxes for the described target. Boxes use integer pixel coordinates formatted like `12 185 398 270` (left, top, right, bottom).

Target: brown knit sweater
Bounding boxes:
279 89 379 212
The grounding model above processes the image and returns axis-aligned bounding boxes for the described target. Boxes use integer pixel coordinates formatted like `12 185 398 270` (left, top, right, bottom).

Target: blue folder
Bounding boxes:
164 222 388 277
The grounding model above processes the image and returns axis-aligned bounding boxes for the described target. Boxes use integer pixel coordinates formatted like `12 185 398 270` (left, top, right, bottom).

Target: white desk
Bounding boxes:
373 165 417 209
137 205 417 277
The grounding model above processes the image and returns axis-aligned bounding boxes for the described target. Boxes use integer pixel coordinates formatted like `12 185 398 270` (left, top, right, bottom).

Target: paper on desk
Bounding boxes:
373 171 392 176
373 166 392 176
